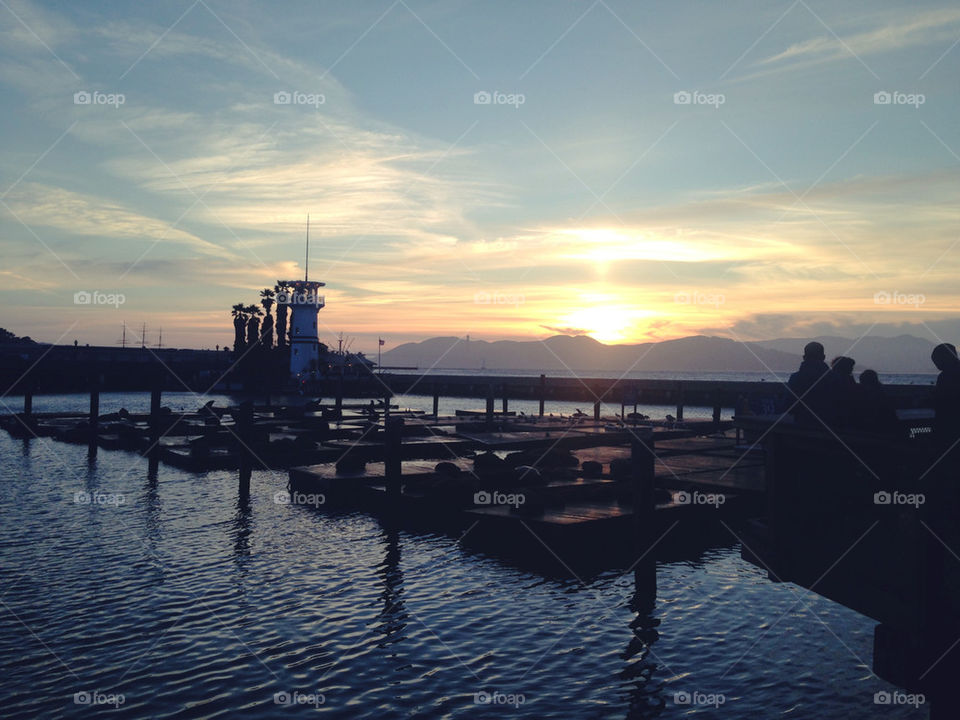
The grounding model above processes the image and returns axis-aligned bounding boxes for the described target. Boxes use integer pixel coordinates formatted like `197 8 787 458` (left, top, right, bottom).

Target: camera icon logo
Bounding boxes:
274 91 292 105
73 691 91 705
74 290 92 305
474 691 491 704
674 691 691 704
873 291 891 305
874 691 891 704
874 491 891 505
674 91 692 105
874 91 892 105
74 91 91 105
474 491 491 505
474 91 491 105
273 491 291 505
675 491 691 505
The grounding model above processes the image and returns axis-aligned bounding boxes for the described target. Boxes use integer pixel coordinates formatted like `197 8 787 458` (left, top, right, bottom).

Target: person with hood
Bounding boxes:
786 341 831 426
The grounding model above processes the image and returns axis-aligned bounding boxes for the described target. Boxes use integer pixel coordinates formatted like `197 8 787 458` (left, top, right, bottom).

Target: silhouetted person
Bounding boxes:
822 356 857 429
932 343 960 450
854 369 901 437
787 342 830 426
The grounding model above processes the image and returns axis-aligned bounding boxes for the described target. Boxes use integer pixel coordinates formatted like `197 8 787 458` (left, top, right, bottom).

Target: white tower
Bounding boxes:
281 279 325 378
281 217 325 379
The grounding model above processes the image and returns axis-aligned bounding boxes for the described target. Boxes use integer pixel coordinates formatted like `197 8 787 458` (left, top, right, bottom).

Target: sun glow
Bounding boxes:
559 305 652 344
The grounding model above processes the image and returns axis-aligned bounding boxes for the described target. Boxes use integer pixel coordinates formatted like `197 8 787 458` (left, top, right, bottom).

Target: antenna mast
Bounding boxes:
305 214 310 282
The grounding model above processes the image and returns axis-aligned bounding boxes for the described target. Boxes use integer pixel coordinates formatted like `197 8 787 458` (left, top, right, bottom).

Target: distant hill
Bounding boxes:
380 334 939 374
381 334 798 373
752 335 937 373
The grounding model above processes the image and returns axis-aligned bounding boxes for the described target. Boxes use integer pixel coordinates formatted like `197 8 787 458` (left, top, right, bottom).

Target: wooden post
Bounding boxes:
631 428 656 607
539 374 546 418
502 393 508 414
486 384 495 425
23 380 33 417
383 393 391 419
149 379 162 446
432 392 439 417
88 373 100 452
676 382 684 422
713 394 722 424
385 416 403 500
237 401 253 499
594 400 601 421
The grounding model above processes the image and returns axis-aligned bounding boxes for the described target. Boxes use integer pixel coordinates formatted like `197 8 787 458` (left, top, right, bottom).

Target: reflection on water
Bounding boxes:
0 394 922 718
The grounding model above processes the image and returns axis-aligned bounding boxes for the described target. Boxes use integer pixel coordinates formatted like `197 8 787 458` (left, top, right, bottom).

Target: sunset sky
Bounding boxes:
2 0 960 353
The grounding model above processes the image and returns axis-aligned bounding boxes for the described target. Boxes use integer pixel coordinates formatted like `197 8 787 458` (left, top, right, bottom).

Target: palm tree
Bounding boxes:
275 282 289 349
260 288 275 349
231 304 246 354
245 304 262 348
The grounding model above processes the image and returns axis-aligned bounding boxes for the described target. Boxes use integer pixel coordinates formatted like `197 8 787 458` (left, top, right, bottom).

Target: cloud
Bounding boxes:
754 7 960 73
3 183 228 256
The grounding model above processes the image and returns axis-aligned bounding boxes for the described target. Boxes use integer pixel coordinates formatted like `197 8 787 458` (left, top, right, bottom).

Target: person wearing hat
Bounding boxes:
786 341 831 426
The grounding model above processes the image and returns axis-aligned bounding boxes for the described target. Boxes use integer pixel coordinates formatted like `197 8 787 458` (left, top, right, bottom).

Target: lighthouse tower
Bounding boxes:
281 218 325 379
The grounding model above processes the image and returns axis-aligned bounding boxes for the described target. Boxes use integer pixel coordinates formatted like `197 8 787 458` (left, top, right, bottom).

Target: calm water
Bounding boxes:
0 393 922 718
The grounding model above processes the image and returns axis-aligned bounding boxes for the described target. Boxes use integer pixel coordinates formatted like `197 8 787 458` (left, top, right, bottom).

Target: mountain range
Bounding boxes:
380 334 940 374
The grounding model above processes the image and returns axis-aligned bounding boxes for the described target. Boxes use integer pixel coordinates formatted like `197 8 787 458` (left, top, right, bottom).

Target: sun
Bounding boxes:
562 306 634 344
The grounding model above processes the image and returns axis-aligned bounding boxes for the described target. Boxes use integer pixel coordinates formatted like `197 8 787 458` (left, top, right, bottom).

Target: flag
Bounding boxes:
379 338 385 346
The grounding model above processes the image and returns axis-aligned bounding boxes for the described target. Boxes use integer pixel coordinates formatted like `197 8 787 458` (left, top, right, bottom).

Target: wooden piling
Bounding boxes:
676 382 684 422
502 394 508 414
432 392 440 417
486 384 495 425
539 374 546 418
149 379 162 444
385 416 403 500
237 401 253 498
594 400 601 421
631 428 657 605
23 378 33 417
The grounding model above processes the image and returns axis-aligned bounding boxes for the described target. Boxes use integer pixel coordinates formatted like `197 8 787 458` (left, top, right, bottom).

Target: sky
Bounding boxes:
1 0 959 354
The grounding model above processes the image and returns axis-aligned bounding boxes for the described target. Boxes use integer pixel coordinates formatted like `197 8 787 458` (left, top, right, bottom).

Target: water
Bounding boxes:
0 394 923 718
387 367 938 386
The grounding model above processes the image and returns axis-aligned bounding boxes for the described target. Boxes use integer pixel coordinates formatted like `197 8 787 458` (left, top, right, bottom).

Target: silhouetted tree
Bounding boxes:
231 304 246 354
275 282 289 349
245 304 262 348
260 288 275 349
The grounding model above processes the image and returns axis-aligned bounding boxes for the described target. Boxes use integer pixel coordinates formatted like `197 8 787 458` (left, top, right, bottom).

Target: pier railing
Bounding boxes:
382 374 934 420
737 415 960 709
